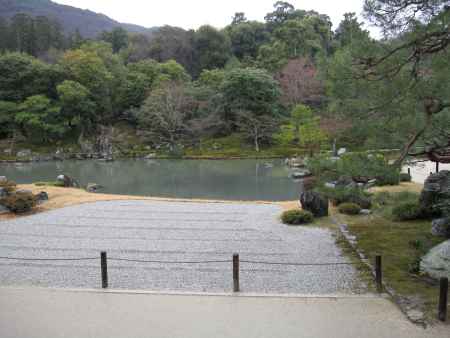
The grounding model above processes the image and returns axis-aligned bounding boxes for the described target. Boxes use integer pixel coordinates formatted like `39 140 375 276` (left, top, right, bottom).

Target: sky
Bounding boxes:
53 0 376 33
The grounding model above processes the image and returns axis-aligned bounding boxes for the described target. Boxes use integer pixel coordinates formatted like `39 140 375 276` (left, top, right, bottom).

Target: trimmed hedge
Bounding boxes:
399 173 412 182
338 203 362 215
281 209 314 225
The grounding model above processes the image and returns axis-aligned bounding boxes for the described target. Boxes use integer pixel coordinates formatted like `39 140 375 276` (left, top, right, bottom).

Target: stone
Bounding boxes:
56 174 78 188
291 170 311 179
36 192 49 203
420 240 450 280
336 176 354 188
86 183 103 193
0 187 7 198
144 153 157 160
337 148 347 156
431 218 450 238
0 205 8 214
360 209 372 216
0 176 7 183
419 170 450 216
16 149 31 158
300 191 329 217
325 182 336 189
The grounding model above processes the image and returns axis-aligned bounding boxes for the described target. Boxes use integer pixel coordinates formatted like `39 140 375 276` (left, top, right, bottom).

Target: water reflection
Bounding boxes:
0 159 300 201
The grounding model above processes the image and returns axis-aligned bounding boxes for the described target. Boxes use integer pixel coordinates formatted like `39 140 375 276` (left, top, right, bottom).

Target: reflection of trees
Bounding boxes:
5 159 300 200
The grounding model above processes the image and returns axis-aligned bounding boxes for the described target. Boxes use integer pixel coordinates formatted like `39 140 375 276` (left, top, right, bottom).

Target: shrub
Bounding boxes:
338 203 362 215
319 186 372 209
373 192 391 206
338 153 400 186
399 173 412 182
281 209 314 225
392 202 423 221
0 179 17 193
0 191 37 213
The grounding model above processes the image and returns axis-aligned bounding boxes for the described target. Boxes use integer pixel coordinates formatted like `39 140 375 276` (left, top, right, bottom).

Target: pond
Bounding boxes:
1 159 448 201
0 159 302 201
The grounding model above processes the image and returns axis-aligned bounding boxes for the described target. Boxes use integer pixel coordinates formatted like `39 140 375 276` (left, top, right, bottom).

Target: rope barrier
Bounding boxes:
241 260 356 266
0 256 98 261
109 258 231 264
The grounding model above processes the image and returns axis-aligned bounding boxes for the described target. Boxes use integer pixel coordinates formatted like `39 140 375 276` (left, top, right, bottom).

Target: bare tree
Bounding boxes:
235 111 279 152
137 82 195 148
275 57 324 108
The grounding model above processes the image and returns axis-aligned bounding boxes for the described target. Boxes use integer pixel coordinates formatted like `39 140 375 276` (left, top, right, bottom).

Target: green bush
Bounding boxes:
281 209 314 225
392 202 423 221
338 203 362 215
318 186 372 209
0 179 17 193
0 192 37 213
373 192 392 206
399 173 412 182
338 153 400 186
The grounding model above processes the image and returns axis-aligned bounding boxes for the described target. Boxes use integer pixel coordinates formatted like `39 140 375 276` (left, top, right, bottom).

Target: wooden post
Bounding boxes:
375 255 382 293
233 254 240 292
436 162 440 173
407 168 411 176
438 277 448 322
101 251 108 289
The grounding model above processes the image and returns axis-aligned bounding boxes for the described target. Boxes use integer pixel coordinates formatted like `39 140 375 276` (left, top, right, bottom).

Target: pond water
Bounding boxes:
1 159 448 201
0 159 301 201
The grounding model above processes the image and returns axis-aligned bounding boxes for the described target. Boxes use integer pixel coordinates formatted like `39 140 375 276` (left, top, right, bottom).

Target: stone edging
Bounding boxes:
333 217 427 326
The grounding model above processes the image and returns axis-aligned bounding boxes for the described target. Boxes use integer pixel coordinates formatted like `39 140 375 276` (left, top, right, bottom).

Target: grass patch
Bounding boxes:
184 134 304 158
34 181 65 187
335 188 447 321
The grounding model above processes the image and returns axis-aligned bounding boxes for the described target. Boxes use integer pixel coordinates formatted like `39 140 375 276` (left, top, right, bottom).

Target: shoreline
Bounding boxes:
0 184 299 221
0 182 423 222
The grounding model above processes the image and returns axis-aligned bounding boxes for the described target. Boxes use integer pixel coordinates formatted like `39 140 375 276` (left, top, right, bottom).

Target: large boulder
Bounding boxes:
300 191 329 217
420 240 450 280
56 175 78 188
431 218 450 238
419 170 450 217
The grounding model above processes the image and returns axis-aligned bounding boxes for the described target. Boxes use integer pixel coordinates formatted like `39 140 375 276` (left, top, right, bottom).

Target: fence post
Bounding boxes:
375 255 382 293
438 277 448 322
436 162 439 173
233 253 240 292
101 251 108 289
407 168 411 176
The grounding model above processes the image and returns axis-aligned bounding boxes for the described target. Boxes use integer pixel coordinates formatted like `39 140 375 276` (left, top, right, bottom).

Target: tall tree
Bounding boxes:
100 27 129 53
360 0 450 164
194 25 232 75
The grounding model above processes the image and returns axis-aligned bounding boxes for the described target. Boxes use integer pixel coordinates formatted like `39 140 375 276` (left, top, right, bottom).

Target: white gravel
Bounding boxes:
0 200 363 293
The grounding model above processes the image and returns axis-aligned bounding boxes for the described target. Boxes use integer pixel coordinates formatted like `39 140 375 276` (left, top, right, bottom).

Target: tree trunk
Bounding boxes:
393 111 432 167
254 126 260 152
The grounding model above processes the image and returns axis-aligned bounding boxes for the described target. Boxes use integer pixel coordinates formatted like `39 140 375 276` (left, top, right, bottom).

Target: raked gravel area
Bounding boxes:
0 200 364 294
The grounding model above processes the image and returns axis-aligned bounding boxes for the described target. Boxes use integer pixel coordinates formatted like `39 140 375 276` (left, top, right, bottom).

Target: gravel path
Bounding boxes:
0 200 363 294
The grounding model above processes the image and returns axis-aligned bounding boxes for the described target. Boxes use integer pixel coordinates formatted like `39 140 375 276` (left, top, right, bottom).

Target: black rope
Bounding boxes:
0 256 98 261
109 258 231 264
241 260 356 266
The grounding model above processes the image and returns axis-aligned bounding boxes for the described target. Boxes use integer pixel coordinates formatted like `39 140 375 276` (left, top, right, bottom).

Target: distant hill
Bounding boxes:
0 0 157 38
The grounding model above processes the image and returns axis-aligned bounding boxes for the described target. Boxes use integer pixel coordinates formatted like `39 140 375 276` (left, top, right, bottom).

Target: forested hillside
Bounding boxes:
0 0 156 38
0 1 448 161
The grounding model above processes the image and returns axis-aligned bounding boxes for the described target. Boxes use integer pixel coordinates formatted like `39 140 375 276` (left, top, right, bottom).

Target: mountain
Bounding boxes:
0 0 157 38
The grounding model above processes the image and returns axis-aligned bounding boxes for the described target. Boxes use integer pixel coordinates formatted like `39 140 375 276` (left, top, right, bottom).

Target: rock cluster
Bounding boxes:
0 177 48 214
300 191 329 217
